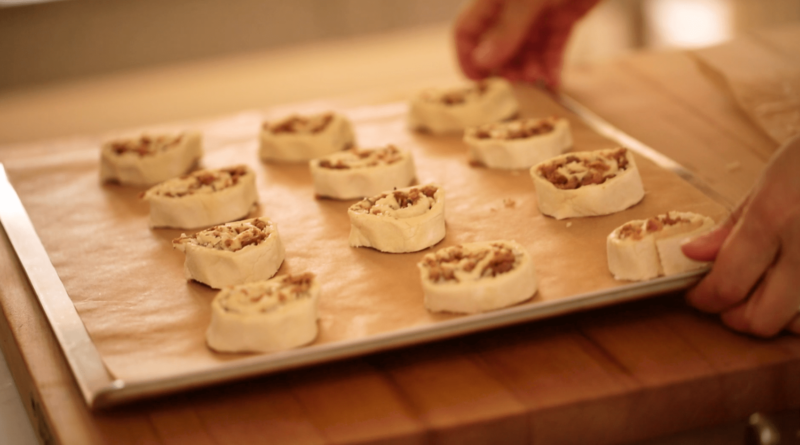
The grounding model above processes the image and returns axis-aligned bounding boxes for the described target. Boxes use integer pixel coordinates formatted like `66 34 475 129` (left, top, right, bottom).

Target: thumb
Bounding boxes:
681 195 750 261
789 313 800 335
473 0 546 71
680 219 734 261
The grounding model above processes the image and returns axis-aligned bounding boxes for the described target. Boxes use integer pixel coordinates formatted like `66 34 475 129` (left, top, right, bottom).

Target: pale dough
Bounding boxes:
142 165 258 229
260 112 355 162
418 240 537 314
607 211 716 281
408 78 519 135
173 217 285 289
100 132 203 187
310 145 417 200
464 116 572 169
530 147 645 219
206 273 320 353
348 184 445 253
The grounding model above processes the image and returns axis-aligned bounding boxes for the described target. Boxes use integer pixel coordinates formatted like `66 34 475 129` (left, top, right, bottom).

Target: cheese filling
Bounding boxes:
421 243 520 284
618 213 706 241
263 112 334 135
420 81 489 106
216 273 315 314
145 165 250 198
173 217 273 252
537 148 630 190
467 117 557 140
350 185 438 218
318 145 404 170
107 134 186 157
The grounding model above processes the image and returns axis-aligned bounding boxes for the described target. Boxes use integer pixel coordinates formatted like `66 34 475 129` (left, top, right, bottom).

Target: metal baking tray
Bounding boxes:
0 91 729 409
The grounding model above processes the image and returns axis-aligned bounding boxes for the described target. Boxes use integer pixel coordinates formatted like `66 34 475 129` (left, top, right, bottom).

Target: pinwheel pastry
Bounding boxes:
607 211 715 281
464 116 572 169
141 165 258 229
100 132 203 186
348 184 445 253
206 273 320 353
530 147 644 219
172 217 285 289
310 145 416 200
418 240 537 314
260 112 355 162
407 78 519 135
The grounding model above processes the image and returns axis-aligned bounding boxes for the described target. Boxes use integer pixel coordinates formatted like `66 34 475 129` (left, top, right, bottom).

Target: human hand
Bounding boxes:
681 135 800 337
453 0 600 88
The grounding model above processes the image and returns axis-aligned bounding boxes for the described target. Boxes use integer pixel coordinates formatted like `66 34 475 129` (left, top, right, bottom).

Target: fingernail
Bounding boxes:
473 40 497 69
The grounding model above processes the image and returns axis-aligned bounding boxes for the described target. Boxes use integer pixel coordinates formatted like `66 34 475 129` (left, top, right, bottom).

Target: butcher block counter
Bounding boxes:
1 23 799 445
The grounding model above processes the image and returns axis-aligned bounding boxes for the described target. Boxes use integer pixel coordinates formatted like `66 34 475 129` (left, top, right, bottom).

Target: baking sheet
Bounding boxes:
0 87 728 408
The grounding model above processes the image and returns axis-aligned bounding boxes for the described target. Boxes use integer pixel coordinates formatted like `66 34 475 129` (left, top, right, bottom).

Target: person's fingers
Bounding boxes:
515 10 550 85
718 249 800 337
455 0 504 37
516 8 548 83
522 57 546 84
453 0 504 79
498 64 521 81
540 25 572 88
540 0 601 87
680 219 735 262
539 8 578 88
682 194 749 262
788 313 800 335
472 0 549 71
685 201 781 314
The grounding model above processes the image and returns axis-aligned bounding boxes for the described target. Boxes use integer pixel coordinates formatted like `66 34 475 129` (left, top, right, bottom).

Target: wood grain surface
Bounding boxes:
1 24 799 445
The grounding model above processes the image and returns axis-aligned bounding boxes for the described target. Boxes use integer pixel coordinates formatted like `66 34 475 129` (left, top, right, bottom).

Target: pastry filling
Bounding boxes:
318 145 404 170
421 243 520 284
108 134 185 157
174 217 272 252
146 165 249 198
218 273 316 314
264 112 334 135
421 81 489 106
468 117 557 140
618 212 704 241
350 185 438 217
537 148 630 190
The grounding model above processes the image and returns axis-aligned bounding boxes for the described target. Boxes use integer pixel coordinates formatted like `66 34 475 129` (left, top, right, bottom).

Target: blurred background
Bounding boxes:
1 0 800 91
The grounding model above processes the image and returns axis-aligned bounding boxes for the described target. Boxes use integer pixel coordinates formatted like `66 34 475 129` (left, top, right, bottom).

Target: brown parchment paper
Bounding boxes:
691 37 800 145
3 88 728 384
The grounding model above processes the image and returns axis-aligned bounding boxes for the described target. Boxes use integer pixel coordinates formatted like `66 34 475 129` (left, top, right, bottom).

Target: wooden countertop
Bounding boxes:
1 23 799 445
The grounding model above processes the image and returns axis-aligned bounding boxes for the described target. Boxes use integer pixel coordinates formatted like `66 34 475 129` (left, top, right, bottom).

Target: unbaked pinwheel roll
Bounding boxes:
418 240 537 314
530 147 644 219
141 165 258 229
259 112 355 162
310 145 416 200
348 184 445 253
100 132 203 187
607 211 715 281
407 78 519 135
206 273 320 353
464 116 572 169
173 217 285 289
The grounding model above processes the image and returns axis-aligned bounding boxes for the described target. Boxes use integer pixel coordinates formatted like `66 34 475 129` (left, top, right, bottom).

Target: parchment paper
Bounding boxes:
692 37 800 145
4 88 727 383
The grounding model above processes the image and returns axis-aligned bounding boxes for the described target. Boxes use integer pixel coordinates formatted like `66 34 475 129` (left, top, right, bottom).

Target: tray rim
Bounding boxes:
0 91 727 410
